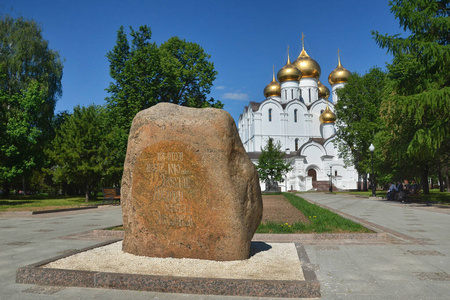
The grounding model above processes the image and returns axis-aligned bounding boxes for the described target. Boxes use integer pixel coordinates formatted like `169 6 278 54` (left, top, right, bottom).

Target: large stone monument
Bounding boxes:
121 103 262 261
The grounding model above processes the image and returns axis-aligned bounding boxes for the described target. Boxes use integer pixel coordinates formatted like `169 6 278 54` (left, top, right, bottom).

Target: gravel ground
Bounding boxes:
44 241 305 281
262 194 310 224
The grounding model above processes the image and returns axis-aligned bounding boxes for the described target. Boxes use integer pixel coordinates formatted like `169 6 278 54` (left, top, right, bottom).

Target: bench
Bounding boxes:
403 190 421 203
102 188 120 205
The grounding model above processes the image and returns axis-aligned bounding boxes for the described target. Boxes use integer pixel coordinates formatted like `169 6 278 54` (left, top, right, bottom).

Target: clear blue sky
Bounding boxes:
1 0 402 123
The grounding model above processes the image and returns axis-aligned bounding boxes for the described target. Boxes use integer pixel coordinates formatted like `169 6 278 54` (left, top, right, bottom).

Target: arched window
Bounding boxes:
268 109 272 122
294 109 298 122
295 138 299 151
291 89 294 99
309 89 311 102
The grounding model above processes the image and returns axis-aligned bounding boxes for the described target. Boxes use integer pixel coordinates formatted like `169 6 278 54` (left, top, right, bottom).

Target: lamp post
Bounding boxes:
329 165 333 193
369 143 376 197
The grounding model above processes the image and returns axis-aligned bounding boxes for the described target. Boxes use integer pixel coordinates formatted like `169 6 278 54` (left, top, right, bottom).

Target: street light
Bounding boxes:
329 165 333 193
369 143 376 197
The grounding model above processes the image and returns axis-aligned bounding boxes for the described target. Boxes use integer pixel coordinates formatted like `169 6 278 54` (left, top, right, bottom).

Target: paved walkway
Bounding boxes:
300 193 450 299
1 193 449 299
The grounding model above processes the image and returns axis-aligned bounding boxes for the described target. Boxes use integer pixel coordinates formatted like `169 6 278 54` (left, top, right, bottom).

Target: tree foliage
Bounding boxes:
159 37 221 108
46 105 117 202
0 15 63 196
335 68 388 178
372 0 450 194
105 25 222 132
256 139 292 188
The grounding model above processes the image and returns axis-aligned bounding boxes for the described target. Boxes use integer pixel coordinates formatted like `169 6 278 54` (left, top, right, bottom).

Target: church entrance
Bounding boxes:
307 169 317 182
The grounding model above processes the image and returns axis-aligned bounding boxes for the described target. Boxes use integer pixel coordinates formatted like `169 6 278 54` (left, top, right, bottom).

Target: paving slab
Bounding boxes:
2 193 450 299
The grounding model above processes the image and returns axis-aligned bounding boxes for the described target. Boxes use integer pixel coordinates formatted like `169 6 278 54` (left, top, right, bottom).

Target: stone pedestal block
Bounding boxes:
121 103 262 261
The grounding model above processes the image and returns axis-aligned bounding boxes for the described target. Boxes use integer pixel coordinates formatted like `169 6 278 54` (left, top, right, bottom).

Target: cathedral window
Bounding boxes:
291 89 294 99
295 138 299 151
268 109 272 122
294 109 298 122
309 89 311 102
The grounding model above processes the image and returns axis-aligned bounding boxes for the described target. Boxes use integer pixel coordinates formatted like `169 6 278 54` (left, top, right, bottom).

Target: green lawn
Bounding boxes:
0 194 104 212
256 193 372 234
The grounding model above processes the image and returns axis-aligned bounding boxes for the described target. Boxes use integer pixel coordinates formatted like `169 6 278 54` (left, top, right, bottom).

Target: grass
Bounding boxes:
256 193 372 234
0 194 104 212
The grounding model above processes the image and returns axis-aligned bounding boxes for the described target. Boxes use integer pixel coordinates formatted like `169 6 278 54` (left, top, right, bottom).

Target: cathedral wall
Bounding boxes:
299 78 319 104
302 144 327 181
310 101 330 137
260 101 283 138
285 102 307 138
324 140 337 156
280 81 300 103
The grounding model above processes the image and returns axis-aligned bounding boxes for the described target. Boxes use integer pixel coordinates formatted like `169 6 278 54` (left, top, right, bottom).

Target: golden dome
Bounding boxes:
293 47 321 79
328 51 351 85
264 68 281 98
318 80 330 99
319 106 336 124
277 49 302 83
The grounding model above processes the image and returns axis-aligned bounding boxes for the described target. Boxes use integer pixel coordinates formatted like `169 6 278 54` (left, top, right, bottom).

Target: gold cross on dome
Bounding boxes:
301 32 305 49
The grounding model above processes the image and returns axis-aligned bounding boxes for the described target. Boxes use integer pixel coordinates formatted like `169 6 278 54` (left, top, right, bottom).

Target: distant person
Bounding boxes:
409 180 417 195
397 181 404 202
387 182 397 200
403 180 410 195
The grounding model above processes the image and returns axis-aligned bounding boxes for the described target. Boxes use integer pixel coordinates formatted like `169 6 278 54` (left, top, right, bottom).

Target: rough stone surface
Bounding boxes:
121 103 262 261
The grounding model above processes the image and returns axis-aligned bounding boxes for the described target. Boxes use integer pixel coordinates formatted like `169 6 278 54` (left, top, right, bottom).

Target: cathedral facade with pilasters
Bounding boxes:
238 39 358 191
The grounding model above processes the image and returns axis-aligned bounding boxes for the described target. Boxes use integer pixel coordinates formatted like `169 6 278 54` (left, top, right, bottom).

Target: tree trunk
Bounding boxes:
85 184 90 202
357 173 361 191
2 181 10 198
22 176 26 195
438 167 444 192
446 171 450 193
421 165 430 195
362 174 368 191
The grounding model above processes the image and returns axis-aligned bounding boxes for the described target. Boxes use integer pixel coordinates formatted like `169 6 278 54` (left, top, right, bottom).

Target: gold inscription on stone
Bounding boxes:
134 142 200 228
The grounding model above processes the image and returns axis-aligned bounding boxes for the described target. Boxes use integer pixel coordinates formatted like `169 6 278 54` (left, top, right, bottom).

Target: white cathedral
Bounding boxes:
238 39 358 192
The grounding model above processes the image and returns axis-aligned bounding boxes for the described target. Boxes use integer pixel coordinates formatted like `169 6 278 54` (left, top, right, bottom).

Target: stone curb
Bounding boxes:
16 240 320 298
31 206 98 215
0 205 99 217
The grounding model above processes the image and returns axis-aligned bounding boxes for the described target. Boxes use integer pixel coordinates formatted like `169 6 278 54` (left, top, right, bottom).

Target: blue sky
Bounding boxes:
1 0 402 123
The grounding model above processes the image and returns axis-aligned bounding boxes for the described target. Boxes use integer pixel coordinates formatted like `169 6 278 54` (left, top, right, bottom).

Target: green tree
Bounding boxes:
0 15 63 196
46 105 113 202
256 138 292 191
372 0 450 194
335 68 388 189
105 25 159 131
159 36 221 108
106 25 222 132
